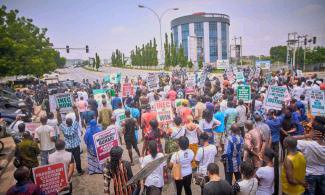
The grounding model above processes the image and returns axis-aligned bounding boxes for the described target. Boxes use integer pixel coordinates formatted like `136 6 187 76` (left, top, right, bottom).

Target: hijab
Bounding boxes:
84 119 101 155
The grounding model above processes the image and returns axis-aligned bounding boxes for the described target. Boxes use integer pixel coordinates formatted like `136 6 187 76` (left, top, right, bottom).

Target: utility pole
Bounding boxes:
232 36 242 66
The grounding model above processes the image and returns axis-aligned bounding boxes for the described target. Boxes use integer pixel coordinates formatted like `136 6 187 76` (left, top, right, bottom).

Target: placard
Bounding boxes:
216 59 229 69
33 163 68 195
147 73 159 91
309 90 325 116
93 126 119 164
254 67 261 79
296 70 303 77
235 71 245 83
248 68 254 81
77 91 88 101
154 100 173 123
122 83 134 97
264 86 287 110
93 89 108 104
25 122 41 135
49 95 57 112
237 85 251 102
55 93 73 113
226 68 234 82
186 77 195 88
256 60 271 70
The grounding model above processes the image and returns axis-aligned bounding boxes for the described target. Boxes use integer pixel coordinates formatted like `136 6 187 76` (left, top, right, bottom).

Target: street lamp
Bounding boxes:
138 4 179 65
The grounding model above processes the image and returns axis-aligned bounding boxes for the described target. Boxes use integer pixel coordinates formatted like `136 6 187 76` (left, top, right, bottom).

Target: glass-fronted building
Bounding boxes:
171 12 230 64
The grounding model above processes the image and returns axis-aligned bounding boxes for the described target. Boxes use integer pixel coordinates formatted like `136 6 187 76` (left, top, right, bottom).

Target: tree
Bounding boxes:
188 60 193 69
95 53 100 70
54 51 66 68
270 45 287 63
170 33 177 67
0 6 63 76
305 47 325 65
164 33 171 66
177 44 187 67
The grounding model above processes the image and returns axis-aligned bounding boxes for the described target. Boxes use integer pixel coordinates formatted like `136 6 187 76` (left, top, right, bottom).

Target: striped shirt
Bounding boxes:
224 134 243 173
59 121 81 149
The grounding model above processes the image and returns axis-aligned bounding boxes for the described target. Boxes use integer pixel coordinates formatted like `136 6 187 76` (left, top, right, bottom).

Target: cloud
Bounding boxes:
110 26 129 34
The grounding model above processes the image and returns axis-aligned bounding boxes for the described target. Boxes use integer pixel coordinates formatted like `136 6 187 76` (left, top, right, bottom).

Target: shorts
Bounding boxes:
125 138 138 150
214 132 225 147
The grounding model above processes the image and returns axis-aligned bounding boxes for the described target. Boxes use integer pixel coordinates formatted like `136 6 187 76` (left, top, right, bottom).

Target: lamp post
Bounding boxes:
138 5 179 65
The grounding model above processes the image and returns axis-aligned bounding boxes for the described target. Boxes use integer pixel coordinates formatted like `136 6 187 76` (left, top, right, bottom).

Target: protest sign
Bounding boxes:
55 93 73 113
237 85 251 102
25 122 41 135
77 91 88 101
296 70 303 77
216 59 229 69
254 67 261 79
235 71 245 83
93 89 108 104
226 68 234 82
122 83 134 97
49 95 57 112
264 86 287 110
232 65 238 73
93 126 119 164
186 76 195 88
33 163 68 195
256 60 271 70
309 90 325 116
115 109 126 127
248 68 255 81
154 100 173 123
265 72 272 84
147 73 159 91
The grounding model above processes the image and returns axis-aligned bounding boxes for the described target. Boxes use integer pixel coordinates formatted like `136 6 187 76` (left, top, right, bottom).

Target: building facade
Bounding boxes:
171 12 230 65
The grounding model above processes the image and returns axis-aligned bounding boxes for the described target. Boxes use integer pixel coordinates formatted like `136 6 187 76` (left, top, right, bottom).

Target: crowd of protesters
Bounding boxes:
4 67 325 195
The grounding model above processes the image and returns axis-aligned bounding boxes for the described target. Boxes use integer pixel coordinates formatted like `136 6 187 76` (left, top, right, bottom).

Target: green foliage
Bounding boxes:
130 38 158 67
95 53 100 70
305 47 325 65
177 44 187 67
270 45 287 63
198 58 203 69
0 6 64 76
188 60 193 69
111 49 126 67
164 33 171 66
164 33 190 68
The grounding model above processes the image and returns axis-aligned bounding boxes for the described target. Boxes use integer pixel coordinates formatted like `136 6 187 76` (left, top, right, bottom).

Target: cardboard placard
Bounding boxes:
55 93 73 113
256 60 271 70
122 83 134 97
154 100 173 123
309 90 325 116
264 86 287 110
147 73 159 91
235 71 245 83
237 85 251 102
93 89 108 104
254 67 261 79
33 163 68 195
93 126 119 164
216 59 229 69
296 70 303 77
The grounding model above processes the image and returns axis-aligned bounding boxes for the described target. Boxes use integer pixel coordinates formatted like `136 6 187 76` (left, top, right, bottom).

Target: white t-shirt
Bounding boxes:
195 144 217 175
237 178 258 195
35 125 55 151
170 126 185 140
141 153 166 188
199 119 221 131
170 149 194 177
256 166 274 195
47 119 59 136
185 129 199 144
292 86 304 100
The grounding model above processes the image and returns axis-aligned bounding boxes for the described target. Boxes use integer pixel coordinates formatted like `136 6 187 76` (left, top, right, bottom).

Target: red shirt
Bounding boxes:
320 83 325 90
180 107 192 124
141 112 157 134
167 90 177 101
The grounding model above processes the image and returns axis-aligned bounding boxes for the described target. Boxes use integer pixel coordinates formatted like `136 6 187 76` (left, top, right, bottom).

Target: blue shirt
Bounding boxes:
214 111 225 133
60 121 81 149
224 134 243 173
266 116 283 143
291 112 304 135
83 110 95 126
125 105 140 119
111 97 122 110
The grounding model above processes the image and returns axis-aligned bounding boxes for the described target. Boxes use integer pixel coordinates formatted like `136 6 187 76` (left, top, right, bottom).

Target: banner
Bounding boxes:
122 83 134 97
254 67 261 79
264 86 287 110
309 90 325 116
256 60 271 70
154 100 173 123
55 93 73 113
93 126 119 164
147 73 159 91
33 163 68 194
216 60 229 69
93 89 108 104
237 85 251 102
235 71 245 83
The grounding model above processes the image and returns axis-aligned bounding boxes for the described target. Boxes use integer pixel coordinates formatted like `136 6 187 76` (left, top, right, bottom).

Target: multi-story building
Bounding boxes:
171 12 230 65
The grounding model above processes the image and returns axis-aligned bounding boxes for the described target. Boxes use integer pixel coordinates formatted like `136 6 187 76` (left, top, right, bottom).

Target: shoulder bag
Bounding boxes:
172 152 182 180
193 147 206 187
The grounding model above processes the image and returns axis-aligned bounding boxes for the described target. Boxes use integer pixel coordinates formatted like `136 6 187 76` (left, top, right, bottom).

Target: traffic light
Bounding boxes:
66 45 70 53
86 45 89 53
313 37 316 44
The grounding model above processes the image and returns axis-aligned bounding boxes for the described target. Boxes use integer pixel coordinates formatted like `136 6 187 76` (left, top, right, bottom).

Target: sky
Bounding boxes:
3 0 325 60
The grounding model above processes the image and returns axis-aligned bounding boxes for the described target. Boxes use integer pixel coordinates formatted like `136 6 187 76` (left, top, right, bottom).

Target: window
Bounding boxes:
194 22 204 37
221 22 228 59
181 24 189 57
194 22 204 62
173 27 178 46
209 22 218 62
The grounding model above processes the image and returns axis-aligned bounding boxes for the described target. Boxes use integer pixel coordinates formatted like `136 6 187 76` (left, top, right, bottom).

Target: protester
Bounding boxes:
76 96 88 120
233 161 258 195
6 166 42 195
169 136 194 195
98 99 112 130
244 120 263 168
199 109 221 144
184 116 201 168
34 115 56 165
202 163 233 195
141 141 165 195
256 148 275 195
57 105 84 176
142 119 164 156
195 133 217 177
113 102 126 144
84 119 104 174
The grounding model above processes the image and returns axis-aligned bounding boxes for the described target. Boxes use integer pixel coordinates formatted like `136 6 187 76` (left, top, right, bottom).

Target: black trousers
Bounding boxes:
225 171 241 185
66 145 82 173
272 142 279 195
175 174 192 195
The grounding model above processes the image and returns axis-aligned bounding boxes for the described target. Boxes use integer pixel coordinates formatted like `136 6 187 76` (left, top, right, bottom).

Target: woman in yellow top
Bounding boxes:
281 136 307 195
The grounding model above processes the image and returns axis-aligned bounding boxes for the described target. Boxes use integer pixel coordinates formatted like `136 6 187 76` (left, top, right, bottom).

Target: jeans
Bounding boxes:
175 174 192 195
66 145 83 173
272 142 280 195
40 148 56 165
225 171 241 185
304 174 325 195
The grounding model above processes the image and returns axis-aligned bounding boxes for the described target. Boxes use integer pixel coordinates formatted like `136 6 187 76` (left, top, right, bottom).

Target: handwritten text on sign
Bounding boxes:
93 126 119 164
154 100 173 123
264 86 287 110
55 93 73 113
32 163 68 195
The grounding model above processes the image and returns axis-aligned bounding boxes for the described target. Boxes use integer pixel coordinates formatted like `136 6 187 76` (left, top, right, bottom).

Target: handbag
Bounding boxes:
165 127 184 154
193 147 206 187
172 152 182 180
